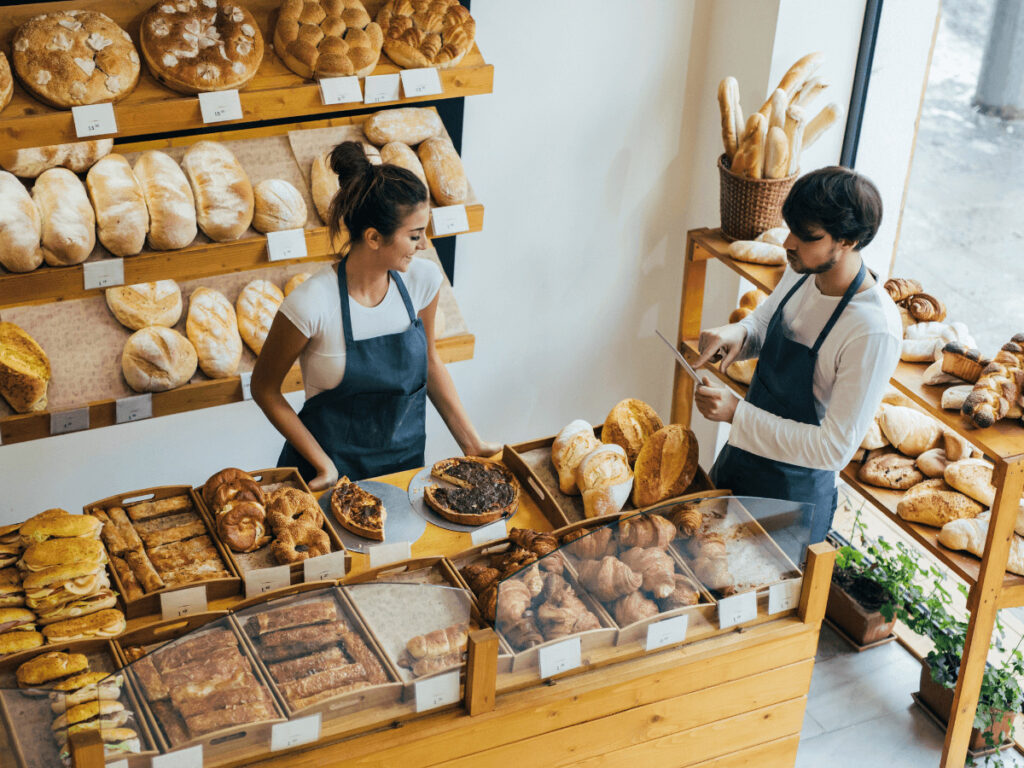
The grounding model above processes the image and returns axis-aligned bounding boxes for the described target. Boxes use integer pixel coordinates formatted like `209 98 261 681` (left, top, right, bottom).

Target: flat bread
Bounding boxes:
330 477 385 541
424 457 519 525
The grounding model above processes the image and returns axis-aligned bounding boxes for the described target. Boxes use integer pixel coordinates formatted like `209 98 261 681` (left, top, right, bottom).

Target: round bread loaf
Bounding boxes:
86 154 149 257
186 286 243 378
11 10 140 108
364 107 443 146
632 425 699 508
181 141 253 242
236 279 283 355
133 150 197 251
274 0 383 79
602 398 663 465
0 171 44 273
106 281 183 331
283 272 311 296
253 179 307 233
140 0 264 94
122 326 198 392
32 167 96 267
380 141 427 185
376 0 475 70
0 139 113 179
0 52 13 114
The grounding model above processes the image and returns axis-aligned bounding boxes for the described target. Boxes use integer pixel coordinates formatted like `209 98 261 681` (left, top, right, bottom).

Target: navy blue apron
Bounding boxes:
278 262 428 482
710 262 867 545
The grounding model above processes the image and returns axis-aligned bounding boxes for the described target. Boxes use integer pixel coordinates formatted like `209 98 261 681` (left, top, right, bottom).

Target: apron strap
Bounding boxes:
336 263 420 344
811 261 868 354
389 270 418 323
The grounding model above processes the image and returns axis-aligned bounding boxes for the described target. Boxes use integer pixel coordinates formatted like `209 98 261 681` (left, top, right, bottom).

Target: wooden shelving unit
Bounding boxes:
673 227 1024 768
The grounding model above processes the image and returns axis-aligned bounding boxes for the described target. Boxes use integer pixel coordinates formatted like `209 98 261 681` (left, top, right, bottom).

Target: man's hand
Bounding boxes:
308 462 340 492
694 377 740 423
694 323 748 371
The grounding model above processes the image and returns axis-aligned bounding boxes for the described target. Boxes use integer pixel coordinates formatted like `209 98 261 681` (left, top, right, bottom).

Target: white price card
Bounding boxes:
266 228 308 262
199 89 243 123
50 408 89 436
538 636 581 679
368 541 411 568
160 586 207 621
245 565 291 599
82 258 125 290
768 579 802 615
303 550 347 582
107 761 129 768
430 205 469 237
414 670 460 712
645 615 689 652
320 75 362 105
72 103 117 138
153 744 202 768
718 590 758 630
271 713 321 751
400 67 443 98
470 518 507 546
115 393 153 424
363 73 400 104
239 371 253 401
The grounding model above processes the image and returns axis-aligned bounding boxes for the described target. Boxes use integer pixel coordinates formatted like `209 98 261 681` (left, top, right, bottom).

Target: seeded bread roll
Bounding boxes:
133 150 197 251
253 179 307 233
182 141 253 242
86 154 149 257
0 139 113 179
0 171 44 273
106 281 183 331
0 322 50 413
363 107 444 146
32 167 96 266
418 137 467 206
122 326 197 392
236 279 283 355
186 286 243 378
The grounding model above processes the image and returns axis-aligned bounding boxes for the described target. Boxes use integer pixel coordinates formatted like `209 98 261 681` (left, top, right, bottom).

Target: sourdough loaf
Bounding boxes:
186 287 243 378
32 168 95 266
632 425 699 508
419 137 467 206
133 150 197 251
0 322 51 413
236 279 283 355
601 399 663 465
551 420 602 495
253 179 307 233
0 171 44 273
181 141 253 242
122 326 197 393
86 154 149 257
105 281 183 331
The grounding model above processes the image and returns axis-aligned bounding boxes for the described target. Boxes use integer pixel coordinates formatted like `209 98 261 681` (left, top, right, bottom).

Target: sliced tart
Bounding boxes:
424 457 520 525
330 477 386 541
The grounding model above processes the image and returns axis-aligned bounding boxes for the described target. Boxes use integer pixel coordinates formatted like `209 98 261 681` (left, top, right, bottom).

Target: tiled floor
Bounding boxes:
797 625 1024 767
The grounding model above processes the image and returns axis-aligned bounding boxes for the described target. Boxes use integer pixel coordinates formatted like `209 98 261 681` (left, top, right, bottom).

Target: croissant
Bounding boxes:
460 563 500 596
659 573 701 610
619 515 676 550
620 547 676 598
693 554 736 594
509 528 558 556
883 277 922 303
503 615 544 650
613 591 660 625
538 585 601 639
693 531 728 560
491 547 538 578
407 623 468 660
664 505 703 538
577 556 643 602
495 579 533 624
563 526 615 559
906 293 947 322
479 584 498 622
539 552 566 574
521 564 544 599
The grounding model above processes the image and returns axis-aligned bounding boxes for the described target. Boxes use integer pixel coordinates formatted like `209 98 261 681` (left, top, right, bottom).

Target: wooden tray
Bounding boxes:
84 485 241 620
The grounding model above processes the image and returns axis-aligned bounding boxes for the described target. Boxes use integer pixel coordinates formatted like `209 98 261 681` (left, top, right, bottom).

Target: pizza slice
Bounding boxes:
424 457 520 526
330 477 386 541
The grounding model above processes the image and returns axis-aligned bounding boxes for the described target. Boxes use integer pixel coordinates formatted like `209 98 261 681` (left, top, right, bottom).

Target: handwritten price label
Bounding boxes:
768 579 802 615
153 744 202 768
645 615 689 652
320 76 362 105
198 89 243 123
430 205 469 236
266 228 308 262
414 669 460 712
400 67 442 98
538 636 581 679
368 541 411 568
303 550 347 582
82 258 125 290
49 408 89 436
239 371 253 401
244 565 291 599
159 586 207 621
72 103 117 137
363 73 400 104
718 590 758 630
115 393 153 424
271 713 321 751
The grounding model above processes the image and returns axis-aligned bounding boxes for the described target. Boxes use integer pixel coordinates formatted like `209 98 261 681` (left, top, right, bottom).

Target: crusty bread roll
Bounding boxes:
551 419 602 495
380 142 427 186
284 273 311 296
419 137 467 206
725 358 757 385
105 281 182 331
939 516 1024 576
601 398 663 465
576 443 633 519
728 240 786 266
181 141 253 242
253 179 307 234
86 154 149 257
739 289 769 310
0 321 50 413
32 167 95 266
0 171 44 273
857 447 923 490
728 307 752 324
311 152 338 225
877 404 943 457
0 52 11 115
121 326 197 393
133 150 197 251
730 113 767 179
916 448 950 479
363 107 444 146
717 76 741 161
186 287 243 378
0 139 113 179
944 458 996 507
941 384 974 411
897 478 984 528
236 279 284 355
632 425 699 508
859 418 888 450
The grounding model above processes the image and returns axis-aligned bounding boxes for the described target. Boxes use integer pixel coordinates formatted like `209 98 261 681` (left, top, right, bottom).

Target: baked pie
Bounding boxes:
424 457 519 525
330 477 386 541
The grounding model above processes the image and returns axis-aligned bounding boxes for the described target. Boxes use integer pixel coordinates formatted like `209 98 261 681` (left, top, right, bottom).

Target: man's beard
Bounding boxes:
787 246 841 275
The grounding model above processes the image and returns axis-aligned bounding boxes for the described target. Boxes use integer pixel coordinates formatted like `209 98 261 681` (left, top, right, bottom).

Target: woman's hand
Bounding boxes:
694 377 740 423
694 324 748 371
308 462 339 492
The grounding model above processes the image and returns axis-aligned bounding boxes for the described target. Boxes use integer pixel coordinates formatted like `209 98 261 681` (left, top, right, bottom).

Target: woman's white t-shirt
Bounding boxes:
278 258 443 398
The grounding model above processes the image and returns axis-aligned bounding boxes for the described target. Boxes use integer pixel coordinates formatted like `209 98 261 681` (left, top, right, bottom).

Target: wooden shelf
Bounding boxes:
679 338 748 396
691 228 784 294
0 0 493 150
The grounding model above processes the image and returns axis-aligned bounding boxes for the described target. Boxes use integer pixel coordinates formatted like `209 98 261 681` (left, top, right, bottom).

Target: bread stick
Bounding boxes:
717 77 741 160
804 102 844 150
764 126 791 179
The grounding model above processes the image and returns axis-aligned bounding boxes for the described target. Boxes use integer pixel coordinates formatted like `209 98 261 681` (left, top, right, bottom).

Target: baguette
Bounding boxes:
728 240 786 266
418 137 468 206
804 103 843 150
730 113 767 179
86 154 149 257
794 76 828 108
717 77 741 161
757 52 824 116
0 171 44 273
764 126 790 180
784 105 806 175
133 150 197 251
32 168 95 266
767 88 788 132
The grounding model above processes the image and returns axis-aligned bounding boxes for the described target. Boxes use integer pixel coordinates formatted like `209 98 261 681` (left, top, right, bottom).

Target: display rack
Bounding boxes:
672 226 1024 768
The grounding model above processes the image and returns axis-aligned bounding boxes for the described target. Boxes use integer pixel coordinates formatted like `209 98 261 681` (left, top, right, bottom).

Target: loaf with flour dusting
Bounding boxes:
86 154 149 257
32 168 95 266
0 171 44 273
182 141 253 242
236 279 283 355
133 150 197 251
186 287 243 378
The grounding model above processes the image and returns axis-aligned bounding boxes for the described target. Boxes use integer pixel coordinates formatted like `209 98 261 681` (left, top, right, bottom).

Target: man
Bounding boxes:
693 166 902 544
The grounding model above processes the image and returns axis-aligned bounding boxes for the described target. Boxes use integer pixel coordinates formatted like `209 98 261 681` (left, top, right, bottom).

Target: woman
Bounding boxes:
252 141 497 490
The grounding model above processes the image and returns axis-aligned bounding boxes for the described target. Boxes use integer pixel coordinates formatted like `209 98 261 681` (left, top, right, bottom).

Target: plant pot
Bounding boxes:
826 581 896 646
917 665 1015 752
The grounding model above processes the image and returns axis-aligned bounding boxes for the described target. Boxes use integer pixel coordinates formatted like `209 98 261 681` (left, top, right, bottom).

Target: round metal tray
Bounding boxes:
319 480 426 553
407 466 518 532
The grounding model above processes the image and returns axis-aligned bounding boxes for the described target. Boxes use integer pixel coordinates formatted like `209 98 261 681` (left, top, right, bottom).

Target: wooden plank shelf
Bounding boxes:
0 0 493 151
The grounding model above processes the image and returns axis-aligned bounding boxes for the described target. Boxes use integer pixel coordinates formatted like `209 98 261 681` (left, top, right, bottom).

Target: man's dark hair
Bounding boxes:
782 166 883 250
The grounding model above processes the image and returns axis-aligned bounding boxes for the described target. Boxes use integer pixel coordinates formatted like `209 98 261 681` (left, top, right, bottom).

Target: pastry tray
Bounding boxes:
84 485 242 620
406 459 530 533
0 639 158 768
319 479 425 554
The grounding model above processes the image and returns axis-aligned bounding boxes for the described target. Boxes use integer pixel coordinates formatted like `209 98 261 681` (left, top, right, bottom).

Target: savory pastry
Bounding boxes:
274 0 383 79
16 651 89 688
0 628 44 657
601 398 664 465
424 457 520 525
375 0 476 70
330 476 386 540
41 608 126 643
0 321 51 414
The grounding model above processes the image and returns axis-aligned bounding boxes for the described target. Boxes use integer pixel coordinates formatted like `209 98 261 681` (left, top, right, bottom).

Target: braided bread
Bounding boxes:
376 0 475 70
962 338 1024 428
274 0 383 79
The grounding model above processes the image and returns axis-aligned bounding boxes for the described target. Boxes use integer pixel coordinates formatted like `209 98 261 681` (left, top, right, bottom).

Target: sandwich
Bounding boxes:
42 609 127 644
20 538 106 573
0 541 20 568
16 651 89 688
0 629 44 656
51 699 130 732
50 671 124 713
34 589 118 626
57 726 141 764
0 606 36 633
0 522 21 545
20 512 101 546
24 562 114 621
0 566 24 607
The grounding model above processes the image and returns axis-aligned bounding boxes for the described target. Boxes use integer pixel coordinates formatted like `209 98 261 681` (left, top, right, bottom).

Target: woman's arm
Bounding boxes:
419 292 500 457
251 313 339 490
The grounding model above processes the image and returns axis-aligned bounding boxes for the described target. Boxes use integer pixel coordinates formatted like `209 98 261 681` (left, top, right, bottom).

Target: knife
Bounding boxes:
655 330 704 385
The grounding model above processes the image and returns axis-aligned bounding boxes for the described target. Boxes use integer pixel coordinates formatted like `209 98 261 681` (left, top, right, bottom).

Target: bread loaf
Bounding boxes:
376 0 475 70
419 138 468 206
767 89 788 133
941 343 987 383
236 279 284 355
121 327 197 393
86 154 149 257
784 105 806 175
857 448 923 490
105 281 182 331
764 125 790 180
284 273 311 296
730 113 767 179
274 0 383 79
804 103 843 150
877 405 943 457
632 425 699 508
0 322 50 413
794 76 828 108
944 458 996 507
253 179 307 233
897 478 984 528
941 384 974 411
962 341 1024 428
551 420 602 495
942 430 975 462
939 516 1024 576
364 108 444 146
380 142 427 186
311 152 338 225
182 141 253 243
717 77 741 161
186 287 243 378
916 448 950 479
133 150 197 251
728 240 786 266
0 139 113 179
923 360 961 386
0 171 44 273
0 52 11 114
859 418 888 450
755 227 789 247
32 167 95 266
601 399 663 465
901 337 943 363
575 444 634 519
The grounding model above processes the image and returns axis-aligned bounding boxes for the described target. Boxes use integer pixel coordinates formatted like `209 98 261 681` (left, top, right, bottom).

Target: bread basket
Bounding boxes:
717 154 797 241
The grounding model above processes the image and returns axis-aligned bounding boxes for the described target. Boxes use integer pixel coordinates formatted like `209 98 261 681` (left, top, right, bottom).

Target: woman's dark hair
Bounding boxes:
327 141 428 246
781 166 883 250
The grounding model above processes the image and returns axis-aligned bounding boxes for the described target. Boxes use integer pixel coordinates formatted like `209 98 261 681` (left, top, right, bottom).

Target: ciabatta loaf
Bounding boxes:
105 281 182 331
897 478 984 528
133 150 197 251
32 168 95 266
0 171 44 273
236 279 283 355
86 154 148 257
0 139 113 179
181 141 253 243
122 326 197 393
419 138 468 206
186 287 243 378
551 420 601 495
253 179 307 234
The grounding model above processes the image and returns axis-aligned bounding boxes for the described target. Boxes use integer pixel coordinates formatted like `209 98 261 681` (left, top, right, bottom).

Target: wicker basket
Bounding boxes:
718 154 797 241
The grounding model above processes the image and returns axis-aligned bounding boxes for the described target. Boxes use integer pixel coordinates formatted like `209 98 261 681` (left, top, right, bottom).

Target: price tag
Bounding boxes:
153 744 202 768
271 713 321 751
470 519 507 546
363 73 400 104
107 761 129 768
198 89 243 123
245 565 291 599
266 229 308 262
159 586 207 621
303 550 347 582
414 669 460 712
645 615 689 652
768 579 802 615
430 205 469 236
538 636 581 679
115 393 153 424
400 67 443 98
72 103 117 137
718 590 758 629
239 371 253 401
50 408 89 436
82 258 125 290
320 76 363 105
368 541 411 568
